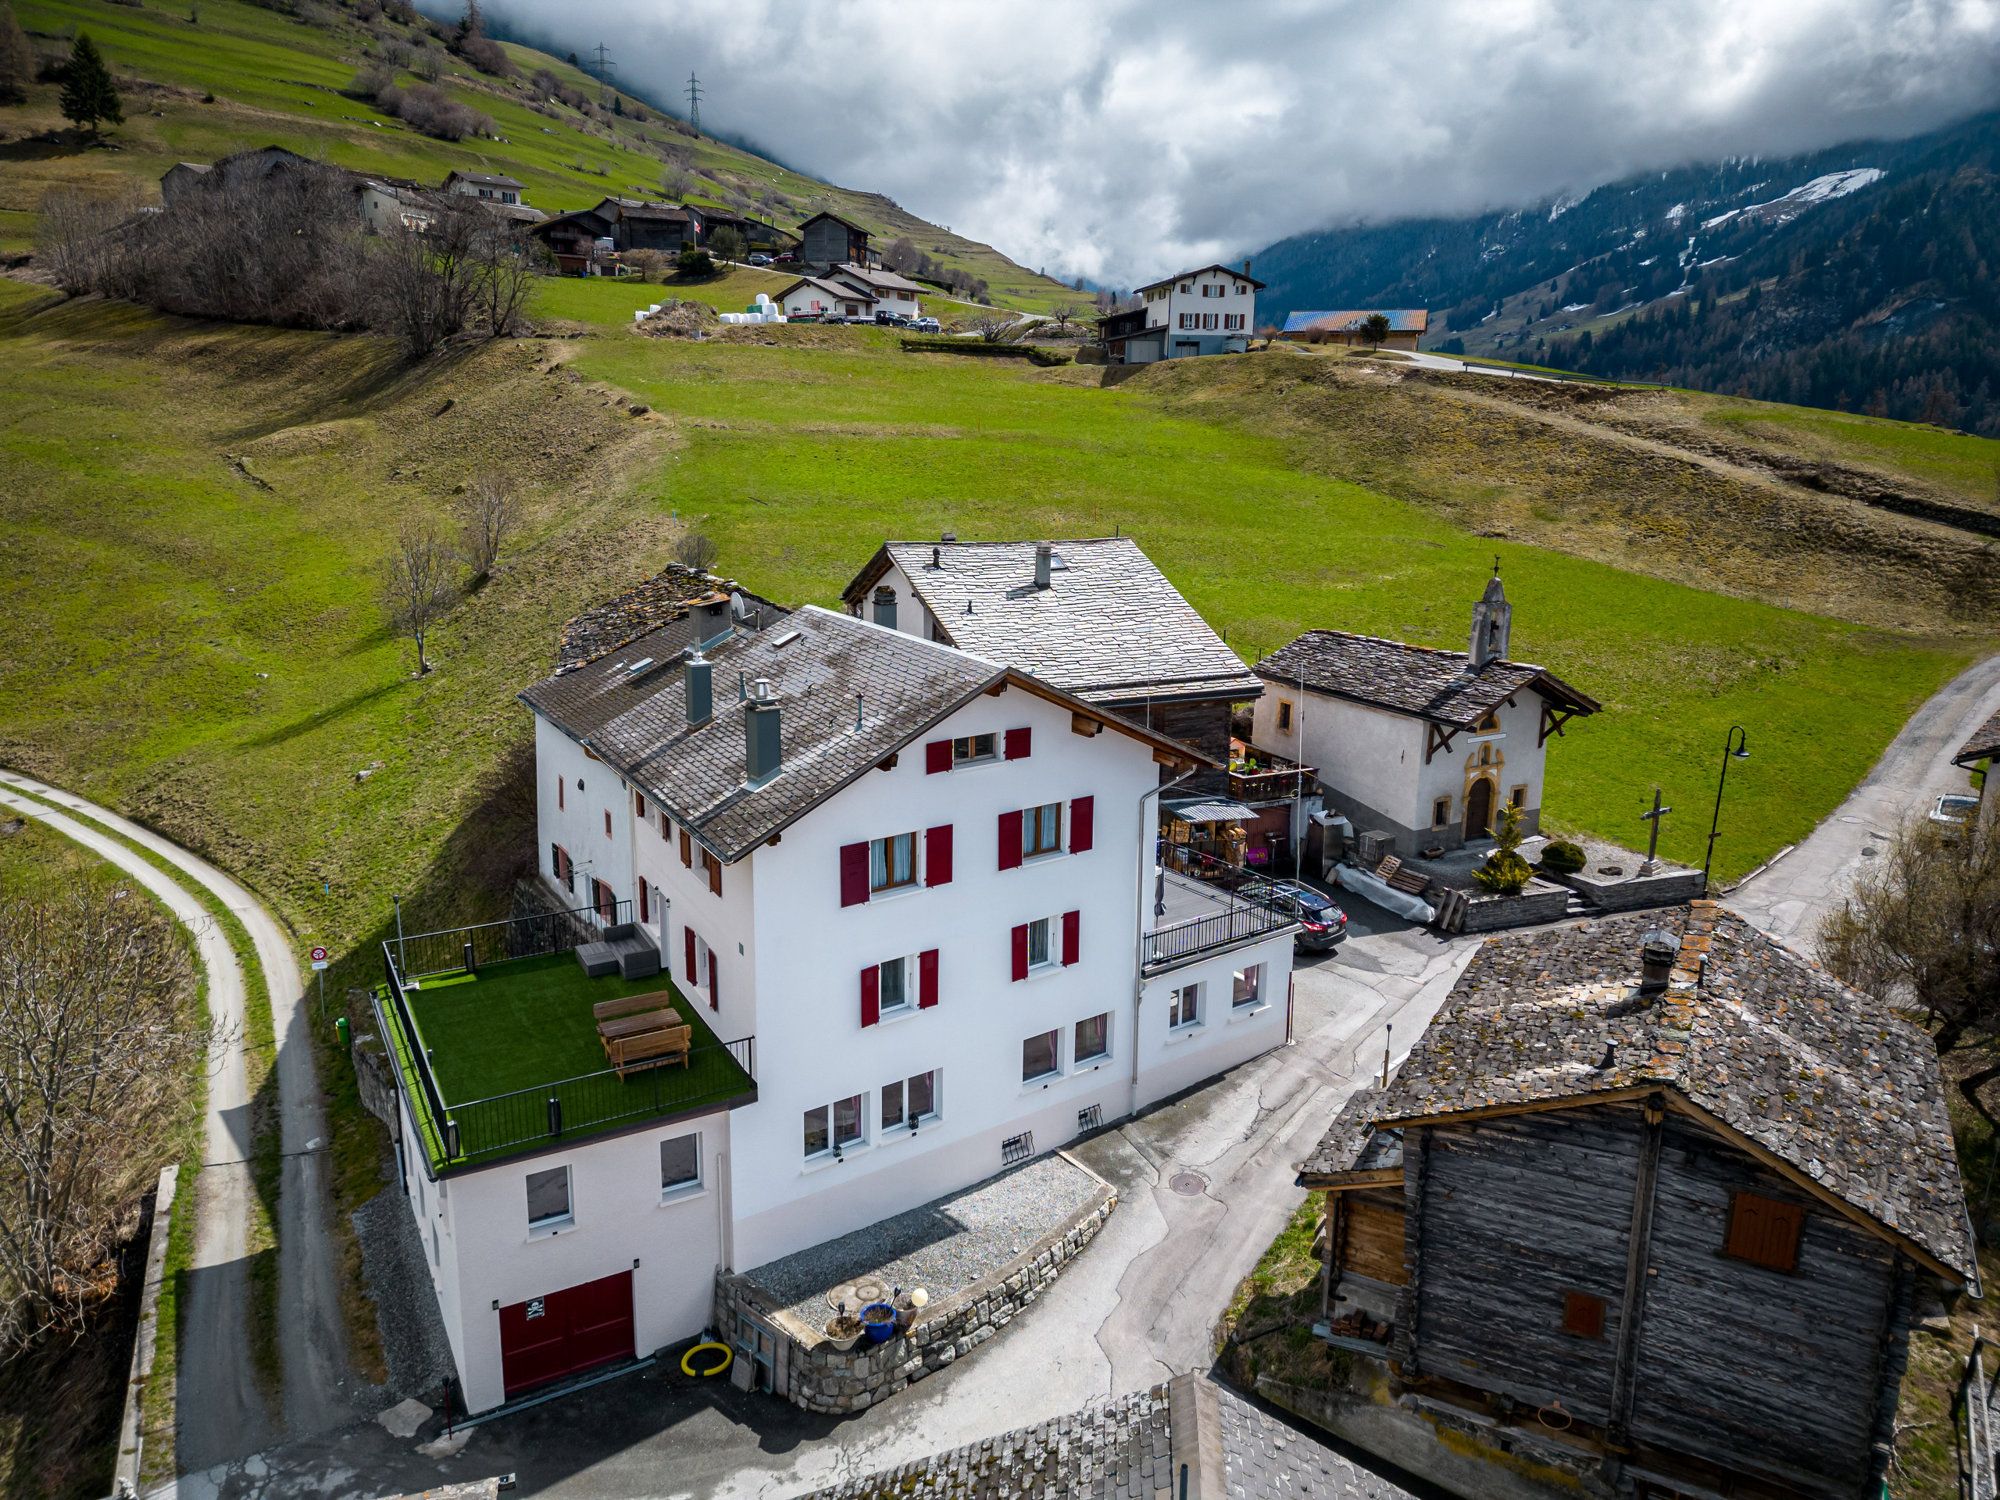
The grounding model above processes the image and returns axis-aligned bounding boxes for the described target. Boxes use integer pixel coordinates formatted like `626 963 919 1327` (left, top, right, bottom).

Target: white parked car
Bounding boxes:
1930 793 1982 826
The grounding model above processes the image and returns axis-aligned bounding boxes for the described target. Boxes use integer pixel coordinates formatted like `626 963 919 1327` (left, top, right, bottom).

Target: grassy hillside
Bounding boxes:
1 0 1081 311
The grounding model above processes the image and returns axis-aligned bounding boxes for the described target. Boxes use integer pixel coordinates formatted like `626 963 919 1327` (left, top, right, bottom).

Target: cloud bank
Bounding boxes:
474 0 2000 285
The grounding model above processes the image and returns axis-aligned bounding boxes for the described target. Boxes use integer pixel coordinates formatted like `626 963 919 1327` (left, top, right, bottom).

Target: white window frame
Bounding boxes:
803 1093 866 1162
1026 915 1057 972
1232 964 1265 1010
952 733 996 766
1022 1027 1062 1084
881 1069 940 1133
1074 1012 1111 1067
526 1164 573 1234
877 953 916 1016
660 1133 703 1201
1169 981 1203 1030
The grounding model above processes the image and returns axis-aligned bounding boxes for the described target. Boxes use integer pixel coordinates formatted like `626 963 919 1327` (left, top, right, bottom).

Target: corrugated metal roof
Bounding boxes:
1281 308 1430 334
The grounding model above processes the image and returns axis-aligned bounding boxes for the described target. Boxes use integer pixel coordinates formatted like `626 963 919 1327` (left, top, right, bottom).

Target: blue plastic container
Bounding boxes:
860 1303 896 1344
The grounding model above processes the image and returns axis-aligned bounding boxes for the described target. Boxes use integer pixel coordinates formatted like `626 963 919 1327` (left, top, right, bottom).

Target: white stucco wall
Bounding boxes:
430 1114 731 1413
852 557 945 641
632 797 761 1042
1134 932 1294 1112
1251 687 1550 839
1157 268 1256 346
534 714 633 920
781 283 873 319
728 678 1160 1271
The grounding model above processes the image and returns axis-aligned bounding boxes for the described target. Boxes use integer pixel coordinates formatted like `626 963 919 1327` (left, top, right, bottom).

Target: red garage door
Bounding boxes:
498 1270 634 1400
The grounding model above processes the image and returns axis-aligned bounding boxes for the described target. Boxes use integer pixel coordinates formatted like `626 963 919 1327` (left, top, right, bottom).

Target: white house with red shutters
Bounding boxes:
420 598 1297 1412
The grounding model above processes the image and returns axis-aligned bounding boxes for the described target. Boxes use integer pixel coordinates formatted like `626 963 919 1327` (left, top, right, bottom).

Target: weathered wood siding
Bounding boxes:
1339 1191 1408 1286
1413 1106 1642 1423
801 219 864 267
1126 696 1237 790
1629 1114 1897 1493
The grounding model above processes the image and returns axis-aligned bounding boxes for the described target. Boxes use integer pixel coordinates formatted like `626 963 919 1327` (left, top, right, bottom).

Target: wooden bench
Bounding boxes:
610 1024 692 1079
593 991 673 1025
598 1008 676 1056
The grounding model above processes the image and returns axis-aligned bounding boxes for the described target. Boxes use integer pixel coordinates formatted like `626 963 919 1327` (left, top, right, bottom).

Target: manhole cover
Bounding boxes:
826 1277 890 1312
1169 1170 1208 1197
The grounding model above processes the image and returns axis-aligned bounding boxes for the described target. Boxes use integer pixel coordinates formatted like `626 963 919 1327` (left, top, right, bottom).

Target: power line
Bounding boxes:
685 70 703 135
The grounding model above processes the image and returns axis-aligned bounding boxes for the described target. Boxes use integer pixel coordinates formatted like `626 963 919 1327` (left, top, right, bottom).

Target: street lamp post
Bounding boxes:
1701 726 1750 896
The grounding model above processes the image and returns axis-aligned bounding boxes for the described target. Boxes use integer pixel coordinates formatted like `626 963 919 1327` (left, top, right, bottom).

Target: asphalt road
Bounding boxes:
170 909 1480 1500
1725 653 2000 955
0 772 357 1465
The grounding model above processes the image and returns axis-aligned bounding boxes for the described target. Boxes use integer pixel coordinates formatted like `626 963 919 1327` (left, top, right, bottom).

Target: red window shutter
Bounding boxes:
925 739 952 775
919 948 939 1009
926 824 953 886
1004 726 1032 761
604 809 613 838
708 855 722 897
839 841 871 907
1062 909 1081 966
684 928 698 985
860 965 880 1027
558 779 565 810
679 829 692 868
708 952 719 1011
660 811 671 839
638 879 649 924
1011 923 1029 982
997 810 1022 871
1070 796 1095 853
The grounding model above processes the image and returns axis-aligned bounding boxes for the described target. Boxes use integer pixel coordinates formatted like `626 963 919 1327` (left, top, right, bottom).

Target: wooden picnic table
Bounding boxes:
599 1008 678 1047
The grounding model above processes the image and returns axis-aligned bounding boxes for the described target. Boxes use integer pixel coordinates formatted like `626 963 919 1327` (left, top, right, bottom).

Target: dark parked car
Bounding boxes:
1257 879 1348 951
874 310 910 327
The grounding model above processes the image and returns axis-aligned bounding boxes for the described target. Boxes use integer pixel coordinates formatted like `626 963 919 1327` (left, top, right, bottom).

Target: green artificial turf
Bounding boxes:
386 952 750 1170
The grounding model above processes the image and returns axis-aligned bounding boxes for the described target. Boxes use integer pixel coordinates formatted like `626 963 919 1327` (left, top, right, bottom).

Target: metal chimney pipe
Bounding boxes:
745 677 781 785
1034 541 1053 590
685 651 713 727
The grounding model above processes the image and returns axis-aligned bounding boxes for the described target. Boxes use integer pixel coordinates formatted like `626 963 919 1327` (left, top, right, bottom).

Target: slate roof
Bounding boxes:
1954 703 2000 767
1296 1086 1402 1183
1133 263 1267 294
844 538 1262 707
1282 309 1429 335
799 210 869 235
521 606 1202 862
551 563 787 676
1254 629 1597 729
446 170 524 189
1347 903 1978 1284
802 1375 1411 1499
777 274 876 306
834 262 926 294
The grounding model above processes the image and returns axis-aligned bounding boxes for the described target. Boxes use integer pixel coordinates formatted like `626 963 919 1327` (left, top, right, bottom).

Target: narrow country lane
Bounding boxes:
1726 652 2000 954
0 772 357 1465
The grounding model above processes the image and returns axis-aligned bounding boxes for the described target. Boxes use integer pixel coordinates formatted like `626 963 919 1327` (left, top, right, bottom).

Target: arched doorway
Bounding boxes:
1465 777 1495 839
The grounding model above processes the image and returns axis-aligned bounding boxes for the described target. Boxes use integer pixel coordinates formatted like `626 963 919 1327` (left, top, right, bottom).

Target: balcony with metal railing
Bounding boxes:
1226 742 1318 806
371 903 756 1178
1143 847 1301 972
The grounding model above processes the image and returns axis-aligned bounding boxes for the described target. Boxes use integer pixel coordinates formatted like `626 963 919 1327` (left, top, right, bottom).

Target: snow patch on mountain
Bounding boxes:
1701 167 1883 228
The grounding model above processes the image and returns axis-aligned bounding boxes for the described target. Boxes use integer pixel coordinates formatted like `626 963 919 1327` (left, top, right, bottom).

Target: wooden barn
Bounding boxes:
798 210 871 269
1299 903 1978 1500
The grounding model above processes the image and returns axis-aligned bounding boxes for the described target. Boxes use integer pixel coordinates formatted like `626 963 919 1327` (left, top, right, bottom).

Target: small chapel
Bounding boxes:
1248 570 1600 858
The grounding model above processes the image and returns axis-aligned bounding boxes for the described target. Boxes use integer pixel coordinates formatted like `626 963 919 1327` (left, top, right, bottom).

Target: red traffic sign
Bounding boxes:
310 945 328 962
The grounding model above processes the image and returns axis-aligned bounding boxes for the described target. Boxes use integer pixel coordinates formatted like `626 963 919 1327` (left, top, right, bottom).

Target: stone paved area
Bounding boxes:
745 1154 1102 1333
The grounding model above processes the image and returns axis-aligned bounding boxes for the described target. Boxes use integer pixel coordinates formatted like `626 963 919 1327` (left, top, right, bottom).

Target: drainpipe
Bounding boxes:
1131 761 1198 1120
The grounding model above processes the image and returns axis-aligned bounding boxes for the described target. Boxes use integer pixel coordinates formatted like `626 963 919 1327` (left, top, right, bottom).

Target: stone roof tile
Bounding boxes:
1254 629 1597 730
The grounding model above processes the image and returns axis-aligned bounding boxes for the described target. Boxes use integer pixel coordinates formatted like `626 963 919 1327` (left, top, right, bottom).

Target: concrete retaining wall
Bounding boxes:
1459 879 1571 933
715 1166 1117 1415
1559 867 1704 913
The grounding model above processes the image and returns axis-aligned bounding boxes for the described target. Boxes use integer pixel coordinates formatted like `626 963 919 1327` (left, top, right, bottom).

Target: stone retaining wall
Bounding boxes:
714 1160 1117 1415
1559 866 1704 913
1459 879 1571 933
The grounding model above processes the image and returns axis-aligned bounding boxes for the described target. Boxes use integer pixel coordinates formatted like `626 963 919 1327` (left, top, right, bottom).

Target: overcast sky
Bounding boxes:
469 0 2000 285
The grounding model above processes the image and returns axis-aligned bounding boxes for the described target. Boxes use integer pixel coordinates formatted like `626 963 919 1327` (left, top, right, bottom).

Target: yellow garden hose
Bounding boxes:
681 1341 733 1378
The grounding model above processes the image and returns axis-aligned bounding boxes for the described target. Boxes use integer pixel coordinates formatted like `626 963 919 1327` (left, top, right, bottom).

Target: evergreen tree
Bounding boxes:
459 0 482 38
0 3 32 107
59 33 122 136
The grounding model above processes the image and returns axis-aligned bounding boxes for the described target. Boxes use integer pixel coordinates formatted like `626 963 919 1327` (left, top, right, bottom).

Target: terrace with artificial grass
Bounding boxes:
378 950 755 1176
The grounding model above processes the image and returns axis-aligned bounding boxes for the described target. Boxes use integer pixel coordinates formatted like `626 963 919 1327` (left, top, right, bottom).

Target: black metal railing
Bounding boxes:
441 1036 757 1169
374 960 449 1155
1146 897 1297 969
385 901 629 986
1957 1335 1999 1500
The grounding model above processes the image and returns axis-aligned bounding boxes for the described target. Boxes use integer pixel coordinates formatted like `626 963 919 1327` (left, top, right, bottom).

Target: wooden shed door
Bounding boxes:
1342 1196 1408 1286
1465 778 1495 839
498 1270 634 1399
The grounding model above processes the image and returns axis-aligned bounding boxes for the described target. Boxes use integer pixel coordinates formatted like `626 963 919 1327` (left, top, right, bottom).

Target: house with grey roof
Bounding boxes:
804 1373 1415 1499
1101 262 1264 363
1279 309 1430 350
1251 569 1598 858
438 597 1301 1415
1295 902 1976 1500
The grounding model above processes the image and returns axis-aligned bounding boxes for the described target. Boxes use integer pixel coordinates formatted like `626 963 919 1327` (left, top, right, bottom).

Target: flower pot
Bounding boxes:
860 1302 896 1344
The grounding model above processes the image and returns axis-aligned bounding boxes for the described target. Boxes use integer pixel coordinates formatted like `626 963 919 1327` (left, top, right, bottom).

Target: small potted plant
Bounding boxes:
823 1301 863 1353
893 1287 929 1334
860 1302 897 1345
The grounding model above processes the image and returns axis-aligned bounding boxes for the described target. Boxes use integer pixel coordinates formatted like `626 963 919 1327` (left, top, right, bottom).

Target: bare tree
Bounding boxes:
970 313 1014 344
661 169 693 200
380 521 459 674
1048 301 1078 332
33 186 140 294
0 883 207 1355
625 247 668 284
673 531 719 572
470 219 539 338
1821 813 2000 1118
459 473 518 581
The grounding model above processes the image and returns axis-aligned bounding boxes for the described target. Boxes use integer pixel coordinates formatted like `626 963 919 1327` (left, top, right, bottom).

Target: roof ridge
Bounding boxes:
1272 627 1548 675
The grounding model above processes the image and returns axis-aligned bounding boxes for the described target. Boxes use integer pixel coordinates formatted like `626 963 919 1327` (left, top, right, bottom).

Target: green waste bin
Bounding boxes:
335 1015 350 1049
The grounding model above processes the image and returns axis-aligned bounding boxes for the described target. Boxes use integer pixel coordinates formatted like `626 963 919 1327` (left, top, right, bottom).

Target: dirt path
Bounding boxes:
0 772 358 1465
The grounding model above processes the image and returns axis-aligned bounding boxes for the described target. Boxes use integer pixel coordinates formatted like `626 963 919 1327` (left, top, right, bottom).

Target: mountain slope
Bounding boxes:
1 0 1081 311
1248 112 2000 434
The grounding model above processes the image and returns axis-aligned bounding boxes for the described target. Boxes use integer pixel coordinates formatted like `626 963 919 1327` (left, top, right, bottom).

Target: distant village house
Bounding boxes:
797 210 872 270
1100 263 1262 363
1280 308 1429 350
